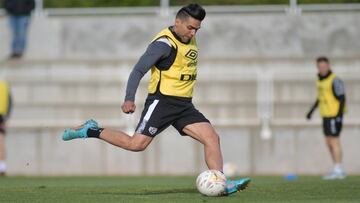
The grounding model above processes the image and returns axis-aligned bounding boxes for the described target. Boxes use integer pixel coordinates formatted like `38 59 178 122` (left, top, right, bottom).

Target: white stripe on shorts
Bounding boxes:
330 118 337 134
136 99 159 134
144 99 159 121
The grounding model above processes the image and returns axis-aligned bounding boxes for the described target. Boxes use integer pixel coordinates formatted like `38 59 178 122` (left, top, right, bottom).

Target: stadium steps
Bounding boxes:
1 59 360 130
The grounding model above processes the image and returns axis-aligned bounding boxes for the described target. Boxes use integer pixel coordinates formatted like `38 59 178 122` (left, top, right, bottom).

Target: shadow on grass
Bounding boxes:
97 188 198 196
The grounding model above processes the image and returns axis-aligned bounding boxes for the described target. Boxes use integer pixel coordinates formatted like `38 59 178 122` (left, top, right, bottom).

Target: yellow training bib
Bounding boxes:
0 80 10 116
317 73 342 117
148 28 198 98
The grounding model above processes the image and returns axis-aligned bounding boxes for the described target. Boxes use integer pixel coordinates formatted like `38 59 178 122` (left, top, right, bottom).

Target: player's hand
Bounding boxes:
306 111 312 120
121 101 136 114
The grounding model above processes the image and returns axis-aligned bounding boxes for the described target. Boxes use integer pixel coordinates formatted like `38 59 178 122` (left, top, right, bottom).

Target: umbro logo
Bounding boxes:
185 49 198 60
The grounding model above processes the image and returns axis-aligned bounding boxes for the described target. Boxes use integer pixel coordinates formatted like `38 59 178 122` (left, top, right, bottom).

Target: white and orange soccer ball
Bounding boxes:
196 170 227 196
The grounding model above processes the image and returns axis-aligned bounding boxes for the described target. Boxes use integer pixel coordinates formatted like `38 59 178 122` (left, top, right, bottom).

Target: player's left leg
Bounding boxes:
183 122 222 170
323 136 345 180
329 137 343 165
325 137 335 162
183 122 250 195
325 136 343 165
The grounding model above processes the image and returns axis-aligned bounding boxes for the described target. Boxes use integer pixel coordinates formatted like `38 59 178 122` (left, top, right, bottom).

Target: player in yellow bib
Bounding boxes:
306 57 347 180
0 80 12 176
63 4 250 195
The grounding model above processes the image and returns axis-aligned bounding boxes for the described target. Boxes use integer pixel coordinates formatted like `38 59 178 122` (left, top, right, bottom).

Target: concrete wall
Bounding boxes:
6 126 360 176
1 60 359 176
1 11 360 176
1 12 360 59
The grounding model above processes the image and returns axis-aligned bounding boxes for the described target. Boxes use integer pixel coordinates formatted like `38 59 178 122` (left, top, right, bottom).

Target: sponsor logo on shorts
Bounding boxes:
148 127 158 135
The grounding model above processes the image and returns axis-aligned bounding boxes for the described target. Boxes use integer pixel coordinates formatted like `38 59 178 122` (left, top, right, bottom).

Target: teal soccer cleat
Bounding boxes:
225 177 251 195
62 119 98 141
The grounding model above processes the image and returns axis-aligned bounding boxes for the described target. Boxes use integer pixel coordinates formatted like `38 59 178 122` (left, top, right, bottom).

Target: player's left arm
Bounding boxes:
332 77 346 118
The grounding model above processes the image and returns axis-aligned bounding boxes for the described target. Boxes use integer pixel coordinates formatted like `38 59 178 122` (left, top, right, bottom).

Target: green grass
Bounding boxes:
0 176 359 202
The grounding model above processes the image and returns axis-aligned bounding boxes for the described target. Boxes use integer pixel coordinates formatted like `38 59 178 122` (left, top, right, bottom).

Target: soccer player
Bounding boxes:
62 4 250 195
0 80 12 176
306 57 346 180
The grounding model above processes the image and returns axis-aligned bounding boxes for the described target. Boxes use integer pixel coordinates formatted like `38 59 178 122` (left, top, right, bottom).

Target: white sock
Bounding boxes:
334 164 343 173
0 161 6 172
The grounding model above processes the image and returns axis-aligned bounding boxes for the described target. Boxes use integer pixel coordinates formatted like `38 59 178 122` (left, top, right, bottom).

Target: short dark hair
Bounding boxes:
176 4 206 21
316 56 329 64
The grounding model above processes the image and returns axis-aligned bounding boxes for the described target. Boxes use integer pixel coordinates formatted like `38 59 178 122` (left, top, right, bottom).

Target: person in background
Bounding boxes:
306 56 347 180
0 80 12 176
3 0 35 59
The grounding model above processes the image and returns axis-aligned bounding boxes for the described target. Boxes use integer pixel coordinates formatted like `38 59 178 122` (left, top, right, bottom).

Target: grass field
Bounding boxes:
1 176 359 202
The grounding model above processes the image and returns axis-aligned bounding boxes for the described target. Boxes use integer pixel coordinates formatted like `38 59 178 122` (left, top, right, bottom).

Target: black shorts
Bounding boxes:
323 117 343 137
135 94 210 137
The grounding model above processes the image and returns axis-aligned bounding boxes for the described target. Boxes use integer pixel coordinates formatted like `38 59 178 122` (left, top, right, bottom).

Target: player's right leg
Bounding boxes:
100 129 152 152
62 119 98 140
62 97 168 152
62 119 153 152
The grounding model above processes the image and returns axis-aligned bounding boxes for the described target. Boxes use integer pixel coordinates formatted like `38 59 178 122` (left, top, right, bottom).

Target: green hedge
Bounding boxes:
41 0 360 8
299 0 360 3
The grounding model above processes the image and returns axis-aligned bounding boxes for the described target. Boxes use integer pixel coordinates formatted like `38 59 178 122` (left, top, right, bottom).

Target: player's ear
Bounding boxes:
175 18 181 26
175 18 180 26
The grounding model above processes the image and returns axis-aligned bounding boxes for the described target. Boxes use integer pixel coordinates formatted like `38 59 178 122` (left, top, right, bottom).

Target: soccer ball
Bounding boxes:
196 170 227 196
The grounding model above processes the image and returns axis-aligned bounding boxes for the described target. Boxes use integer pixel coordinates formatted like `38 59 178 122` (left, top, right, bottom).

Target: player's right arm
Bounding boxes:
122 38 172 114
306 99 319 120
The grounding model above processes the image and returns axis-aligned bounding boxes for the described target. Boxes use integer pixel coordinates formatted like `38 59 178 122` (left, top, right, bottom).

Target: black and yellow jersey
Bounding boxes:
0 80 11 120
317 72 346 117
148 27 198 98
125 26 200 102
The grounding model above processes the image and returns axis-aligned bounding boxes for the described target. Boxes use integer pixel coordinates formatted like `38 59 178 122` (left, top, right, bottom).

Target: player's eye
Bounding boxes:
187 26 199 32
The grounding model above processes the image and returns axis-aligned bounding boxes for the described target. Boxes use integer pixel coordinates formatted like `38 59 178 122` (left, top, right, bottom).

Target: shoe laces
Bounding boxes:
84 119 98 128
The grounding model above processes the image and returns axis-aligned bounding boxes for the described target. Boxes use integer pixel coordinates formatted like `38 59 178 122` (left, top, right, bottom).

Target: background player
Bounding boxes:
62 4 250 195
306 56 346 180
